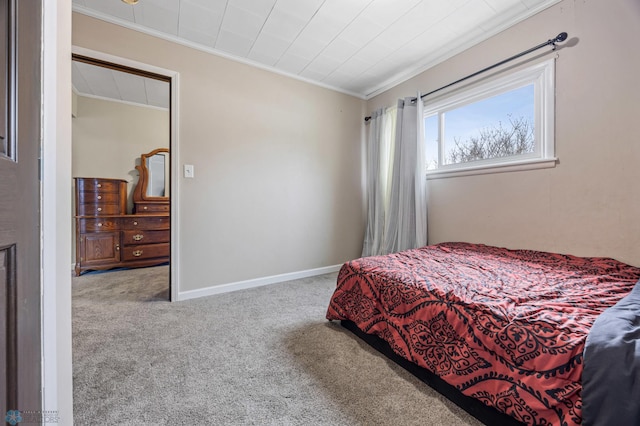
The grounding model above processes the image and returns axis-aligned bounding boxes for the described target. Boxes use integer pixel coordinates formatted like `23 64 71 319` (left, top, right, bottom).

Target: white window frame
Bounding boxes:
424 58 556 179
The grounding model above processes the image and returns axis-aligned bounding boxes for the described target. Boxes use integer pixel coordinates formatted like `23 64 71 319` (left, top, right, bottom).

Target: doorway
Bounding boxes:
71 48 178 301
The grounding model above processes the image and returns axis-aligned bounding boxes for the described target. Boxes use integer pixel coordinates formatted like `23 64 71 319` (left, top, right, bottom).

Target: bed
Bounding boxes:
326 242 640 426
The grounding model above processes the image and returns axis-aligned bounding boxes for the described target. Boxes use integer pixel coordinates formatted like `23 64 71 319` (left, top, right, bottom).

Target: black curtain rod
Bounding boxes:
364 32 568 122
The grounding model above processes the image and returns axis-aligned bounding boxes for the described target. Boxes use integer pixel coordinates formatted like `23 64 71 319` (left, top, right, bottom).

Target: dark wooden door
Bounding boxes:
0 0 43 417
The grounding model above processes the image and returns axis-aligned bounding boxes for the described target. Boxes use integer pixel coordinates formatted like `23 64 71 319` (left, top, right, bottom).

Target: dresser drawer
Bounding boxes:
77 217 120 232
75 178 127 218
78 191 122 204
77 202 123 216
76 178 125 193
135 203 170 213
122 243 170 261
122 215 170 230
122 230 169 245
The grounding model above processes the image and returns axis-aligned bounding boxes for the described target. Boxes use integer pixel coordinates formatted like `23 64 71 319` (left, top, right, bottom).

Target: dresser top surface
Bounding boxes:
75 213 169 218
74 177 128 183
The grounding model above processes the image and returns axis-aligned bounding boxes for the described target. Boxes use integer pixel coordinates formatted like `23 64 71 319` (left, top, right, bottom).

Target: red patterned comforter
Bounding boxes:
326 243 640 426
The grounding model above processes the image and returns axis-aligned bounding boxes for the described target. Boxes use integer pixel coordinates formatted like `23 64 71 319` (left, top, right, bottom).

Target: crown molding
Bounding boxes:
73 91 169 111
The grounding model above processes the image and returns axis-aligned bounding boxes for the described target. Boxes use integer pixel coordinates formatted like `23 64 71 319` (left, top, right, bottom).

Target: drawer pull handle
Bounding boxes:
143 206 148 210
97 223 102 227
133 221 138 226
97 183 102 188
132 250 143 257
97 195 102 200
115 244 120 251
133 234 144 241
97 207 102 212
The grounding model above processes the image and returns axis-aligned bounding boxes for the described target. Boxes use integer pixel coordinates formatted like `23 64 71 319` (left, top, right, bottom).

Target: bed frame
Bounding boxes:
341 320 525 426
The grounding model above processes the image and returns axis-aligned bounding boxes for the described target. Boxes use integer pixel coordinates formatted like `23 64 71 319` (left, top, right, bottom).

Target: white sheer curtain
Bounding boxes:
362 95 428 257
362 107 396 257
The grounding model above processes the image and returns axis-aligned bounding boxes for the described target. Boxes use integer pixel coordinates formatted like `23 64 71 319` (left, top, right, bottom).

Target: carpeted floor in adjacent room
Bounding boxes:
72 265 482 426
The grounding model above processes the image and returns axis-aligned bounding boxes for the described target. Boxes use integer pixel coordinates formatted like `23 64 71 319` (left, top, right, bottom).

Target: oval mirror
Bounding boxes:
132 148 170 214
145 151 169 197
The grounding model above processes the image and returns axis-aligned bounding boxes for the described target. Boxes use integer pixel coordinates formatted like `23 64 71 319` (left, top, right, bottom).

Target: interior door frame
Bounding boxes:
71 46 180 301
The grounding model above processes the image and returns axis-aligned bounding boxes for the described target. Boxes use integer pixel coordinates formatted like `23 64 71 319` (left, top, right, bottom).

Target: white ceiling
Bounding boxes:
72 0 560 100
72 60 170 109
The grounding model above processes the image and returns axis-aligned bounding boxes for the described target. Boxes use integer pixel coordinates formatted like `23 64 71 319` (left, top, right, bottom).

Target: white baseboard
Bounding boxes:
176 264 342 301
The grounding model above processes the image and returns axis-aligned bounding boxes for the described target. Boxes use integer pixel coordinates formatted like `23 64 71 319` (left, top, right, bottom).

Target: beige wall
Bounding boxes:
73 13 366 292
368 0 640 267
72 95 170 212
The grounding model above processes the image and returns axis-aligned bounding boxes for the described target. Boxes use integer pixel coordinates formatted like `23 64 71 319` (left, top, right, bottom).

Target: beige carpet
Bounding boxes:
72 266 482 425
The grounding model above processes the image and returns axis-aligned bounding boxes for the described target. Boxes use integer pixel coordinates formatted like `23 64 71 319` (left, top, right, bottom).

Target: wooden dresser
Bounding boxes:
74 177 170 276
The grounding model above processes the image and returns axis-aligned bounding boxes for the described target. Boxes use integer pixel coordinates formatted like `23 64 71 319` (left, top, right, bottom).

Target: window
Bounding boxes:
423 59 556 178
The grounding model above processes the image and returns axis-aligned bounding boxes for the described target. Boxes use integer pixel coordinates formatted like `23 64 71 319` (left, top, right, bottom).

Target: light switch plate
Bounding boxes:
184 164 194 178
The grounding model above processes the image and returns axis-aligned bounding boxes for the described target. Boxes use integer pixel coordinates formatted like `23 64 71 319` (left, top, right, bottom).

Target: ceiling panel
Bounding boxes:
177 1 223 46
358 0 422 27
321 38 361 63
133 2 179 35
73 0 562 98
177 27 216 48
215 30 254 56
183 0 227 10
112 71 148 105
71 62 93 94
82 0 136 22
301 56 342 79
484 0 526 13
281 34 328 62
145 79 171 108
331 57 375 79
272 0 324 21
439 1 496 37
275 53 310 75
350 41 395 66
480 1 529 31
230 0 277 18
322 70 355 88
75 62 120 99
218 4 266 40
260 9 307 42
72 60 170 110
248 33 291 65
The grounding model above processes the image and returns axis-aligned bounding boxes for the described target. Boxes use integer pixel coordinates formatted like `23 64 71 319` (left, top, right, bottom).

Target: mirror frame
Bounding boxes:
133 148 169 202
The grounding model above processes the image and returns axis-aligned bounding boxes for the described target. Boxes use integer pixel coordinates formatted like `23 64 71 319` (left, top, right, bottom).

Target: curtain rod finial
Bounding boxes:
551 32 568 50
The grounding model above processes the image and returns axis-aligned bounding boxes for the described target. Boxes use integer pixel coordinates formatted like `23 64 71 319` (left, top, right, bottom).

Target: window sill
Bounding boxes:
426 157 558 180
